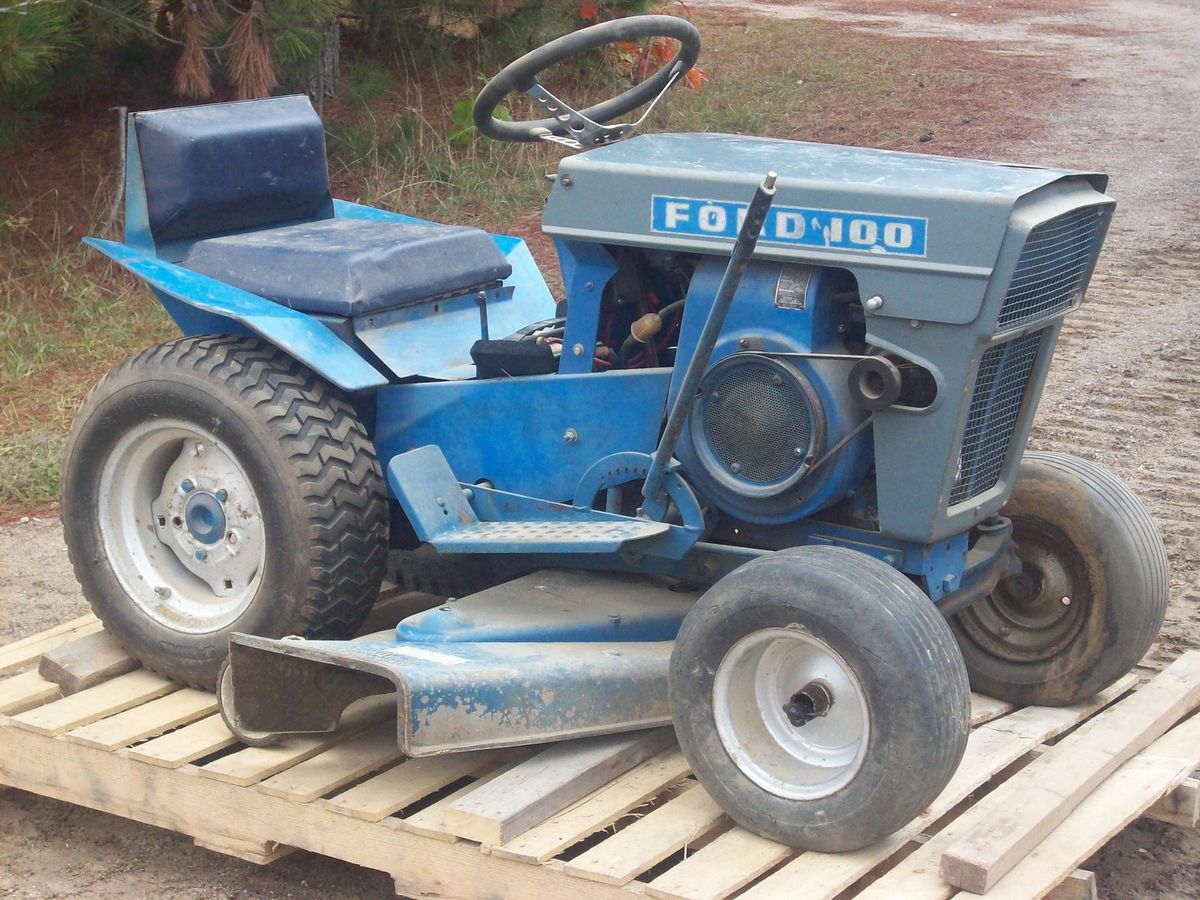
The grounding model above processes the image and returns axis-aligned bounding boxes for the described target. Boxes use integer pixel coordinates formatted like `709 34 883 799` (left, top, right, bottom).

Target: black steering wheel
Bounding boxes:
472 15 702 147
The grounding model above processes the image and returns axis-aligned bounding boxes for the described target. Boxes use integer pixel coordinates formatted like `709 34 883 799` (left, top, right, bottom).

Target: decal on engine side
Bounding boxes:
650 195 928 258
774 265 812 309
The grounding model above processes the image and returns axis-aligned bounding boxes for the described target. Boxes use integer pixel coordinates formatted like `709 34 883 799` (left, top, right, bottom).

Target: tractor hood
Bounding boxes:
542 133 1109 325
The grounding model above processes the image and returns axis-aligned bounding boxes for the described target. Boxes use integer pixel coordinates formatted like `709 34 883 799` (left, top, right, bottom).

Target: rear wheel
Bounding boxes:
62 335 388 688
670 546 970 851
951 452 1168 706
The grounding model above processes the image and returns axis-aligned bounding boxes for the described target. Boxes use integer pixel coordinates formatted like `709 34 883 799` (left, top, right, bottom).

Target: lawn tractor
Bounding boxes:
63 15 1168 851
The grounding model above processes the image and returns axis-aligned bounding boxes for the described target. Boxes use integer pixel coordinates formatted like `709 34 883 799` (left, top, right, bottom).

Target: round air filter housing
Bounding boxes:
687 355 826 509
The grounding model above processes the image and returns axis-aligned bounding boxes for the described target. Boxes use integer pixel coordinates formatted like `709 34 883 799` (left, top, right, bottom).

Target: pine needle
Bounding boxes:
229 1 276 100
173 0 217 98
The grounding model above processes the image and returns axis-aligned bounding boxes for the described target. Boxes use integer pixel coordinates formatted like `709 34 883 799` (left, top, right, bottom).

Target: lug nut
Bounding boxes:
216 489 228 502
181 479 194 493
194 550 207 561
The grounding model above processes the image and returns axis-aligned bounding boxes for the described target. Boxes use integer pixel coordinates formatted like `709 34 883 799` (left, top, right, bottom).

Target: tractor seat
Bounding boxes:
182 218 512 318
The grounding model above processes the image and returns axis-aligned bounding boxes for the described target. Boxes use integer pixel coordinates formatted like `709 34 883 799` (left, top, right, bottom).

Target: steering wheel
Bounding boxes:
472 15 702 148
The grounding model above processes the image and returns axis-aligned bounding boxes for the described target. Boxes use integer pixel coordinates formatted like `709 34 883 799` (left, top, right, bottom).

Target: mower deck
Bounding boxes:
2 611 1197 900
224 569 699 754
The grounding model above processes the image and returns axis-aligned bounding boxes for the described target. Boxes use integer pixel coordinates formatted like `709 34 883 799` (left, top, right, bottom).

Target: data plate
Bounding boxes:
774 264 812 310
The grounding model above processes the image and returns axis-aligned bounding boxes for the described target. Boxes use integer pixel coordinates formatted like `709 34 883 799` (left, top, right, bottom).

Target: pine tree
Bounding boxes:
0 0 347 131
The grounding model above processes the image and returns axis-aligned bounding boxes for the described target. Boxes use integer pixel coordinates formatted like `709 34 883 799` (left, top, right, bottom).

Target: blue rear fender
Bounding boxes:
85 237 390 393
86 201 556 394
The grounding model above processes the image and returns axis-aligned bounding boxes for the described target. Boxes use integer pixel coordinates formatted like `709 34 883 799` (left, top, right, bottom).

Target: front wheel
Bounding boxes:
950 452 1168 706
669 546 970 852
61 335 388 689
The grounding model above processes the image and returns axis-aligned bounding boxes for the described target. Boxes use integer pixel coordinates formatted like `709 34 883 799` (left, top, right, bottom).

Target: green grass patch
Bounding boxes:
0 235 172 510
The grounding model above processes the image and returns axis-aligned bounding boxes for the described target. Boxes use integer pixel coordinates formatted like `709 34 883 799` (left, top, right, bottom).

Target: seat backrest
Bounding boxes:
132 95 333 251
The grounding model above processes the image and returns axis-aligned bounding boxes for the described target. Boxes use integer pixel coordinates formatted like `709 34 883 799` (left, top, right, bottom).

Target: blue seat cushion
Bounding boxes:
136 96 333 246
182 218 512 318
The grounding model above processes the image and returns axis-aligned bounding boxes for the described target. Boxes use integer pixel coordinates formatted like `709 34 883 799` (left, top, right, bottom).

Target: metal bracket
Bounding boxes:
527 69 682 151
573 450 706 535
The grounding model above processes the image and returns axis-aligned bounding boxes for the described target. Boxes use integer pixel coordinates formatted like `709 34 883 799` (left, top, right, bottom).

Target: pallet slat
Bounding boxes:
399 754 534 841
645 826 792 900
8 669 175 735
194 834 295 865
738 674 1137 900
443 728 674 846
66 688 217 751
126 714 237 768
199 701 392 787
968 692 1017 727
1046 870 1098 900
321 749 506 822
0 615 103 676
941 651 1200 893
563 782 728 886
0 670 61 716
868 712 1200 900
38 630 138 695
968 713 1200 900
258 721 405 803
1145 775 1199 828
492 748 692 864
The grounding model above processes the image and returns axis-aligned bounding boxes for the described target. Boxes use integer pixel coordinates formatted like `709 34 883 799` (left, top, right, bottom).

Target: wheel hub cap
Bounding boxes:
184 491 227 545
783 679 833 727
959 519 1088 663
713 628 869 800
98 420 266 634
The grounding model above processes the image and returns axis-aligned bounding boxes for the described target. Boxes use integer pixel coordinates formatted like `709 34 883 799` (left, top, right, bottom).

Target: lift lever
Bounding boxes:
640 171 778 520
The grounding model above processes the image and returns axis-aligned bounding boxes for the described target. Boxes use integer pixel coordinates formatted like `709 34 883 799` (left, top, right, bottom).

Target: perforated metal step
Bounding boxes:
432 519 669 554
387 445 670 555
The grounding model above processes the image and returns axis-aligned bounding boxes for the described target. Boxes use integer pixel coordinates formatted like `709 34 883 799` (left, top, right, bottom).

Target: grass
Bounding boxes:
0 236 169 509
0 8 1069 518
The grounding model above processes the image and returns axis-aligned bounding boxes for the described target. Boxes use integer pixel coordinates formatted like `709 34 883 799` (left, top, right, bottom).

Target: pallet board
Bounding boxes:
0 620 1197 899
940 652 1200 893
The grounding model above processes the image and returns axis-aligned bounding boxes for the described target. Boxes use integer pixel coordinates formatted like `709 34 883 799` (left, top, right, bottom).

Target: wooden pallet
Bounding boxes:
1 614 1197 900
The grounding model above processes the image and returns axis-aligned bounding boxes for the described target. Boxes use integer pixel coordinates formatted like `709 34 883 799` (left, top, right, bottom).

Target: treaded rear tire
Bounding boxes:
61 335 388 689
950 451 1168 706
670 545 970 851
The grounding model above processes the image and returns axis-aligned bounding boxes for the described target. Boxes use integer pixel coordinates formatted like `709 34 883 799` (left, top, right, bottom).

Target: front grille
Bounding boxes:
950 329 1045 505
997 207 1103 331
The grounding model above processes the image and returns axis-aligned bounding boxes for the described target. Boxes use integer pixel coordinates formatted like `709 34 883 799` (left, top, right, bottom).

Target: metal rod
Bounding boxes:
641 171 778 517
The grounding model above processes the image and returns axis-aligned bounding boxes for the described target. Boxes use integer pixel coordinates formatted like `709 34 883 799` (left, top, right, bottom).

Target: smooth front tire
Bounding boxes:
951 452 1168 706
669 545 970 852
61 335 388 689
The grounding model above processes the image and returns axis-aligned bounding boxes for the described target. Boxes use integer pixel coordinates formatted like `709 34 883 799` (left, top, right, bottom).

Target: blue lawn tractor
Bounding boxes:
63 16 1168 850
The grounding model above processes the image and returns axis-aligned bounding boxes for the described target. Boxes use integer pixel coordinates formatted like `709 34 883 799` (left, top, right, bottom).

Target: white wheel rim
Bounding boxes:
97 419 266 634
712 627 869 800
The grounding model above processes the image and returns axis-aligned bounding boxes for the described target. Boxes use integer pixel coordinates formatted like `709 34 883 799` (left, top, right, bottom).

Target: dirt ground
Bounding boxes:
2 0 1200 895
